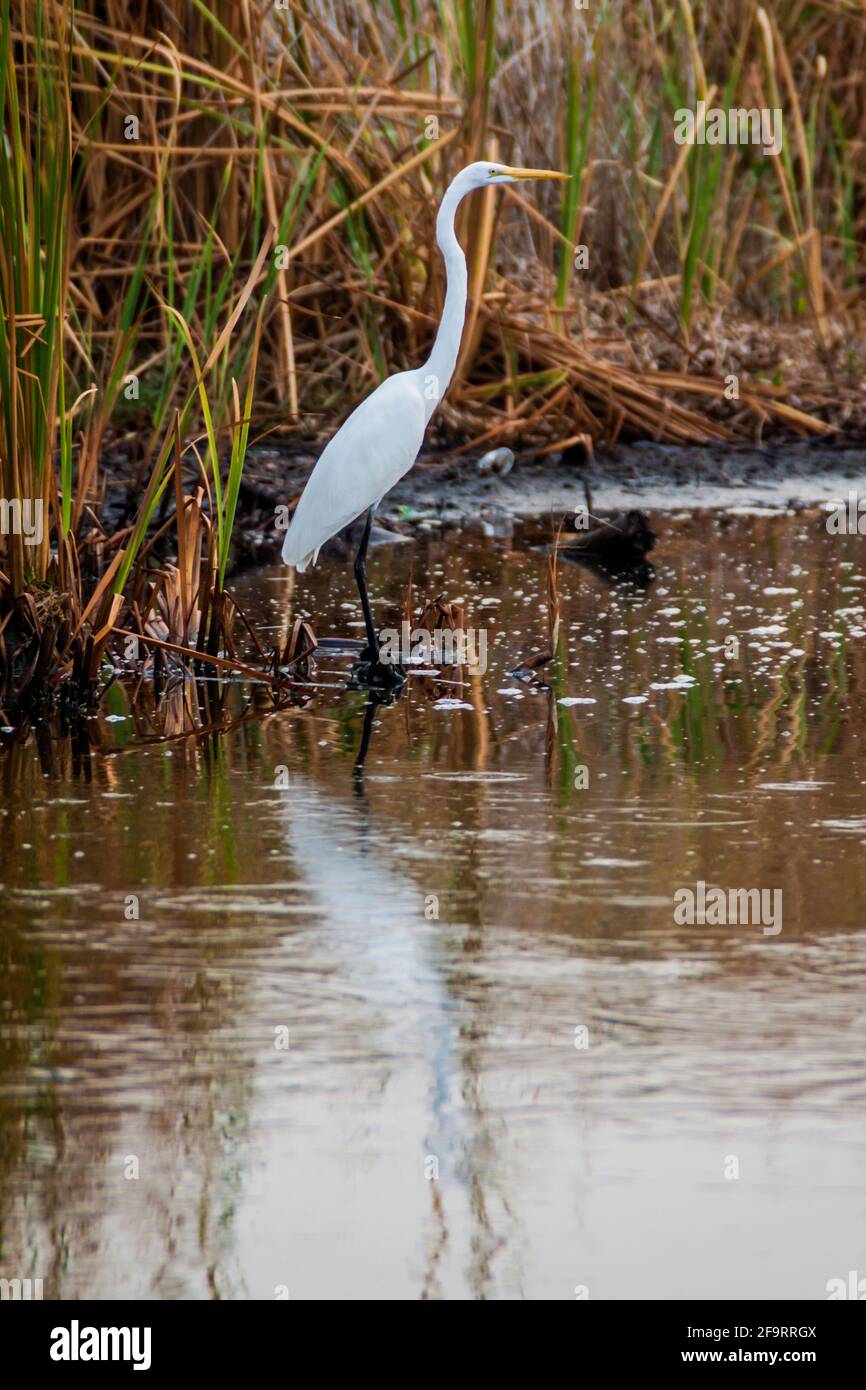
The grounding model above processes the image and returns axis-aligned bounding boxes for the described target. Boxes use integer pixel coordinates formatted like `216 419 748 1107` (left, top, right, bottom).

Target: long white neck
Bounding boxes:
421 177 469 421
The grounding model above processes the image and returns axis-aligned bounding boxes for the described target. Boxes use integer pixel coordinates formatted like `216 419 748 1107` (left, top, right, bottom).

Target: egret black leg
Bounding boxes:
347 505 406 694
354 506 378 661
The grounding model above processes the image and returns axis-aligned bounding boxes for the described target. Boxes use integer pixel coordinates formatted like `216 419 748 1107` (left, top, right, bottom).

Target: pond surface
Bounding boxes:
2 504 865 1300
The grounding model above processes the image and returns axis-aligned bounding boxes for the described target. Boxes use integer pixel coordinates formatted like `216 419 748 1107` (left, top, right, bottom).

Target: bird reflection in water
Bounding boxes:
559 508 657 590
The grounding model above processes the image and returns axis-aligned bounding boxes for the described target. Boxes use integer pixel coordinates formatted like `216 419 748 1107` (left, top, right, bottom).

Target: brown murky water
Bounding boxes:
2 505 865 1300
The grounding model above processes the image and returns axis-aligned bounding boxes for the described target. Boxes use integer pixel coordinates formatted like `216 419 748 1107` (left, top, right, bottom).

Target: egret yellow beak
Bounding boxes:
501 166 571 181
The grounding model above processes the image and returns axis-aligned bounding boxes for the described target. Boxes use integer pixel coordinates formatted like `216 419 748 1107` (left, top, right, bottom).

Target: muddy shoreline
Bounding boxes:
229 439 866 567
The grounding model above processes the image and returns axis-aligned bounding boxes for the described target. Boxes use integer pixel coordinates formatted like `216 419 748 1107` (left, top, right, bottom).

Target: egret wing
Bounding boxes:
282 374 425 571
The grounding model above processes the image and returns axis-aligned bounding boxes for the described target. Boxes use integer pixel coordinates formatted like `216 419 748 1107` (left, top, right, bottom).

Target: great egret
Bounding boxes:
281 160 568 683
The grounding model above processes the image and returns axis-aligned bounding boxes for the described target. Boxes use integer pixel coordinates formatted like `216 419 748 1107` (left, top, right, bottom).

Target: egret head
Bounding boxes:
456 160 570 190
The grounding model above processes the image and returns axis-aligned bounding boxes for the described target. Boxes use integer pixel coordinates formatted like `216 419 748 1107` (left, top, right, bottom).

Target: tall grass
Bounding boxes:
12 0 863 454
555 9 598 310
0 0 70 592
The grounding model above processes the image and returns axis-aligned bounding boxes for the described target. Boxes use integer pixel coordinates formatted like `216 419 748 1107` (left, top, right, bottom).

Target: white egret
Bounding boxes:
281 160 568 682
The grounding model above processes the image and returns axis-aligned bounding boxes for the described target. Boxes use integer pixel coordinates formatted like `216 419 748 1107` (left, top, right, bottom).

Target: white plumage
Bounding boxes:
281 372 425 571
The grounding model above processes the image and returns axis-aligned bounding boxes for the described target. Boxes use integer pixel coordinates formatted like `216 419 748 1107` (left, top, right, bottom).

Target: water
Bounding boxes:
2 505 865 1299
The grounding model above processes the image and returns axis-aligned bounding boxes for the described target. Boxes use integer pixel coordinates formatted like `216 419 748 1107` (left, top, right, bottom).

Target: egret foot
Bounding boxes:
348 648 406 693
